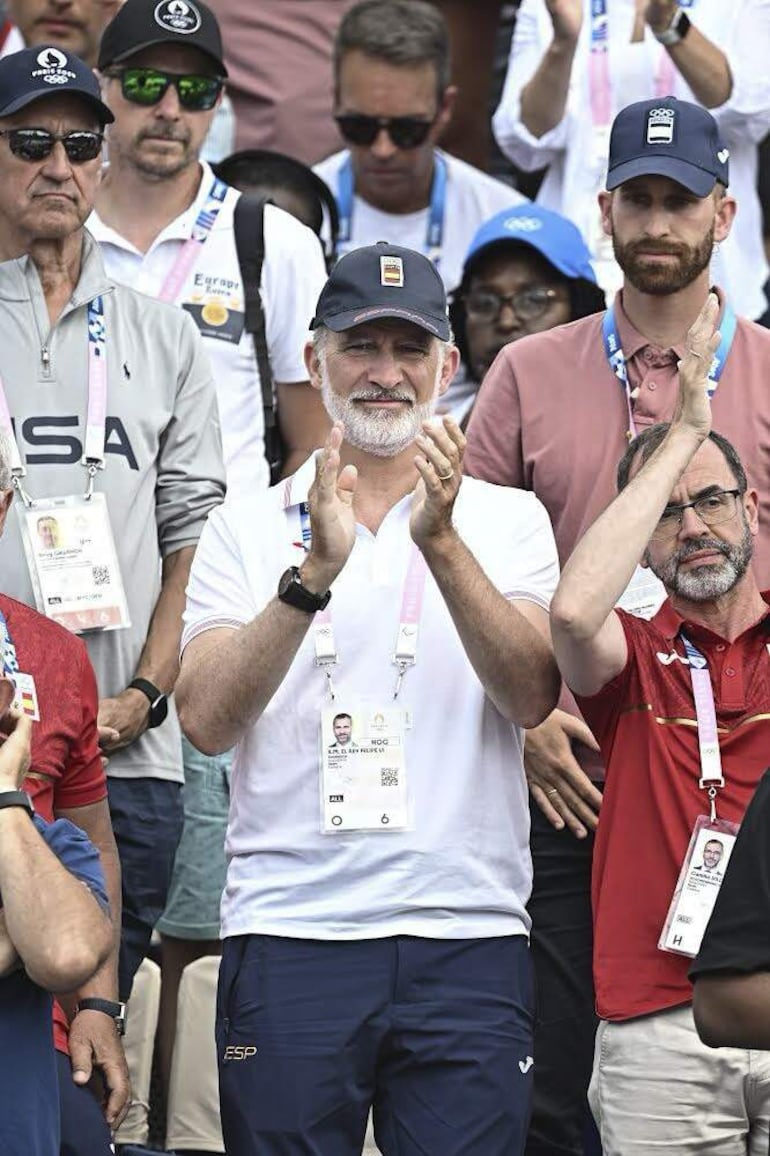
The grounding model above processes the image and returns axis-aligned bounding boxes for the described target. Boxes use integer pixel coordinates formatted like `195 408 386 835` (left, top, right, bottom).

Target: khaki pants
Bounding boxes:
589 1004 770 1154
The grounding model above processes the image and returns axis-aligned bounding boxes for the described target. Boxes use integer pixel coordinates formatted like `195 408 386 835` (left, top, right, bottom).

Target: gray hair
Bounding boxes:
617 423 748 493
334 0 451 100
312 322 454 362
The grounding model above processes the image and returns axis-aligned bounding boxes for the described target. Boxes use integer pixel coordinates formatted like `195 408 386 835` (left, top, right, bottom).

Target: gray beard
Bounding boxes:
646 520 753 601
320 362 441 458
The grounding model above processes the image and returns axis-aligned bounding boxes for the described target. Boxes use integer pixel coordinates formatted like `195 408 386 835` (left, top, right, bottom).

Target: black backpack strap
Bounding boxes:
233 192 282 480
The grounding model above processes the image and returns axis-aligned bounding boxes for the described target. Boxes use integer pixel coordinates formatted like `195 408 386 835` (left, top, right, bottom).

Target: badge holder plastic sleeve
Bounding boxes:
658 814 740 958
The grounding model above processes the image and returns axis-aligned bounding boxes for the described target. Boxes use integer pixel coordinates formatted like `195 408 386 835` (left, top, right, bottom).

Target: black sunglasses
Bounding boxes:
0 128 103 163
106 67 224 112
335 113 435 149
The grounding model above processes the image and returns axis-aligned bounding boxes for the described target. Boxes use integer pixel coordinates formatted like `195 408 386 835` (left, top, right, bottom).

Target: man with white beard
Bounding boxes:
174 242 562 1156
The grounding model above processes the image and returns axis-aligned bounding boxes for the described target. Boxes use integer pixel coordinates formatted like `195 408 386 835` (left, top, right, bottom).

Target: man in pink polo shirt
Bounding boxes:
464 94 770 1155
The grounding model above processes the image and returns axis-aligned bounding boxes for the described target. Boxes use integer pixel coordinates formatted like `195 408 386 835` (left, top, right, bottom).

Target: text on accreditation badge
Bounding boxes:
18 493 130 635
320 704 410 833
659 815 739 958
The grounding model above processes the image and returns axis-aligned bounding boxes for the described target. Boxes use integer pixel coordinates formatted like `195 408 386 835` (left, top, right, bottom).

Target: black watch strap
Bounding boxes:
128 678 168 729
76 997 127 1036
0 790 34 817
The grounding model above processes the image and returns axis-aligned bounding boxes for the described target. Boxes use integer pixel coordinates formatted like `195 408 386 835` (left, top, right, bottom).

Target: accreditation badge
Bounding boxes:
658 815 739 958
17 494 130 634
10 672 40 721
320 704 409 833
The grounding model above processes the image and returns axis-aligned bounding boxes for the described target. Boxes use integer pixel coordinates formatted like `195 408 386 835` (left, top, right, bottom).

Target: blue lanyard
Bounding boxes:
602 300 737 438
336 153 448 268
0 611 19 678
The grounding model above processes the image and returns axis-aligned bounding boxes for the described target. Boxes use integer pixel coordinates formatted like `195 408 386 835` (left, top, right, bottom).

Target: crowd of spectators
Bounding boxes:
2 2 770 1156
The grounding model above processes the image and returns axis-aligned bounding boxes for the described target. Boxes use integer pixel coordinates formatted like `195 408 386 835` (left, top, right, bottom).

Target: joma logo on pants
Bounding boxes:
223 1045 257 1061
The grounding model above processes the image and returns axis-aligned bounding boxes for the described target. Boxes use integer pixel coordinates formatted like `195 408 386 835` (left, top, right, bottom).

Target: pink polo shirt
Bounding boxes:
465 291 770 583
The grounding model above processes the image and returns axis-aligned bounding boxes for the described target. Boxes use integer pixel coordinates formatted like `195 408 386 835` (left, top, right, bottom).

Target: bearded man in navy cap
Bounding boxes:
176 242 562 1156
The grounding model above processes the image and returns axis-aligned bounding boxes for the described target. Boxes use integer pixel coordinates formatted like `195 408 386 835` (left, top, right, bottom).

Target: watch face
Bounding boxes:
278 567 297 598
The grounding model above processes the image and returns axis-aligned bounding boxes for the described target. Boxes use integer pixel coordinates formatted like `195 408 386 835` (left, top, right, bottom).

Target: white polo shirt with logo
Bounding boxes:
89 162 328 494
182 453 560 941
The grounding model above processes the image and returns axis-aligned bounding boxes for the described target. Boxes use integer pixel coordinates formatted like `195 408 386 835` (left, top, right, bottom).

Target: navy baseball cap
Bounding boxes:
99 0 227 77
607 97 729 196
463 203 597 284
0 46 114 123
311 243 451 340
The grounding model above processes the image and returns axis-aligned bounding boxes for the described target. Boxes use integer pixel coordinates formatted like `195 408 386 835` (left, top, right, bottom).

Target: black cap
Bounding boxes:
311 243 451 340
98 0 227 77
0 46 114 123
607 97 729 196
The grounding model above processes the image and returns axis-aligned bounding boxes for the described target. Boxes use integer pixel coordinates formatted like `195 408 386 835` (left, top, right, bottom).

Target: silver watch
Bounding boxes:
654 7 691 46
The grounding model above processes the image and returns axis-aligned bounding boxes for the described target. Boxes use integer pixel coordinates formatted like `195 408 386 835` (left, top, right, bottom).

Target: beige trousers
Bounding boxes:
589 1004 770 1154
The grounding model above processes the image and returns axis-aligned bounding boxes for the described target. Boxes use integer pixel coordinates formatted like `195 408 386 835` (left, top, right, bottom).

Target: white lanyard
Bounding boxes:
286 491 429 701
680 634 724 819
0 295 108 505
157 176 228 304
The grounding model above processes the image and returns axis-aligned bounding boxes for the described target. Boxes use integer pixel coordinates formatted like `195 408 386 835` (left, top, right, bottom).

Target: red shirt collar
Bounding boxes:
651 589 770 645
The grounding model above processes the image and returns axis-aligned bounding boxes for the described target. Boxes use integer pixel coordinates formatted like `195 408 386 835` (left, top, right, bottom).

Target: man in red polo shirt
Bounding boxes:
550 293 770 1153
0 456 128 1152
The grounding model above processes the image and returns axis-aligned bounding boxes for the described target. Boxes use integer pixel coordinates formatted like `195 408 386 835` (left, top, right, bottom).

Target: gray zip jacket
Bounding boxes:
0 230 226 782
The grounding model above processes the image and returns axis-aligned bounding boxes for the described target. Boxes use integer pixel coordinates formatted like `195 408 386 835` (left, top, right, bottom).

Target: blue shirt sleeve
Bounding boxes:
32 815 109 911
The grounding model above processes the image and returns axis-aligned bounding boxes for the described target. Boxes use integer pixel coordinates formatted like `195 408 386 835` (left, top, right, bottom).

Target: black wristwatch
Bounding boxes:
0 790 34 818
653 7 691 45
128 678 169 729
75 997 127 1037
277 566 331 614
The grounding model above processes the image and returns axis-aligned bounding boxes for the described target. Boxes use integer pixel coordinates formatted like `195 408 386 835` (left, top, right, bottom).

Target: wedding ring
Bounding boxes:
547 788 559 798
436 469 453 481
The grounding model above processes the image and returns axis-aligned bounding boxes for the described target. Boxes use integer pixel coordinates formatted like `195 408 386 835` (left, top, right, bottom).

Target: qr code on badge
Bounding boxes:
381 768 399 787
92 565 110 586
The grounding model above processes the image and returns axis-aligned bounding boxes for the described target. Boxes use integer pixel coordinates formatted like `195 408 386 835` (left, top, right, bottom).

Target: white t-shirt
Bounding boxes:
89 162 328 494
314 148 528 294
493 0 770 319
182 454 560 941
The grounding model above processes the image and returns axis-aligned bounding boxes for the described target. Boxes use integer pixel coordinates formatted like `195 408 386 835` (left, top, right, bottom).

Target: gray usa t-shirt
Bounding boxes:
0 232 226 781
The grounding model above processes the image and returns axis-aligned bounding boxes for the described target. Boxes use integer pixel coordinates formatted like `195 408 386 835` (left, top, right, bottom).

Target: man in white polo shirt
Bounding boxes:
176 242 561 1156
314 0 527 294
91 0 329 494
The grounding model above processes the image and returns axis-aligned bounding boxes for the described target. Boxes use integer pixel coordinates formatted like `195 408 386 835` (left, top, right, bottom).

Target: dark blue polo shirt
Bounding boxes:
0 815 107 1156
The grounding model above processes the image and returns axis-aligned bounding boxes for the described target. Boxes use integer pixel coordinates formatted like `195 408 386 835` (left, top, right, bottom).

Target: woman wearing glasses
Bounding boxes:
446 202 605 424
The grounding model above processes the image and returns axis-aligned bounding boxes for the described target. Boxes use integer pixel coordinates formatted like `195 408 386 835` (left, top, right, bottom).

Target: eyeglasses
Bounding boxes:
464 287 560 322
335 114 435 149
105 67 224 112
0 128 104 163
651 489 742 540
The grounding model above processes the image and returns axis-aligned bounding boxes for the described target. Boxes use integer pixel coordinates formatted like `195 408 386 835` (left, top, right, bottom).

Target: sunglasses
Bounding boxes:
106 67 224 112
0 128 103 163
335 114 435 149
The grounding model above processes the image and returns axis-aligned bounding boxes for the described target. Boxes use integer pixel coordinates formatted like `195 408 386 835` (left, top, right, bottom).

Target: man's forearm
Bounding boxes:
0 811 111 991
0 912 19 977
134 545 196 693
665 27 732 108
178 575 327 755
552 426 701 638
519 35 578 139
694 973 770 1049
421 530 560 728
